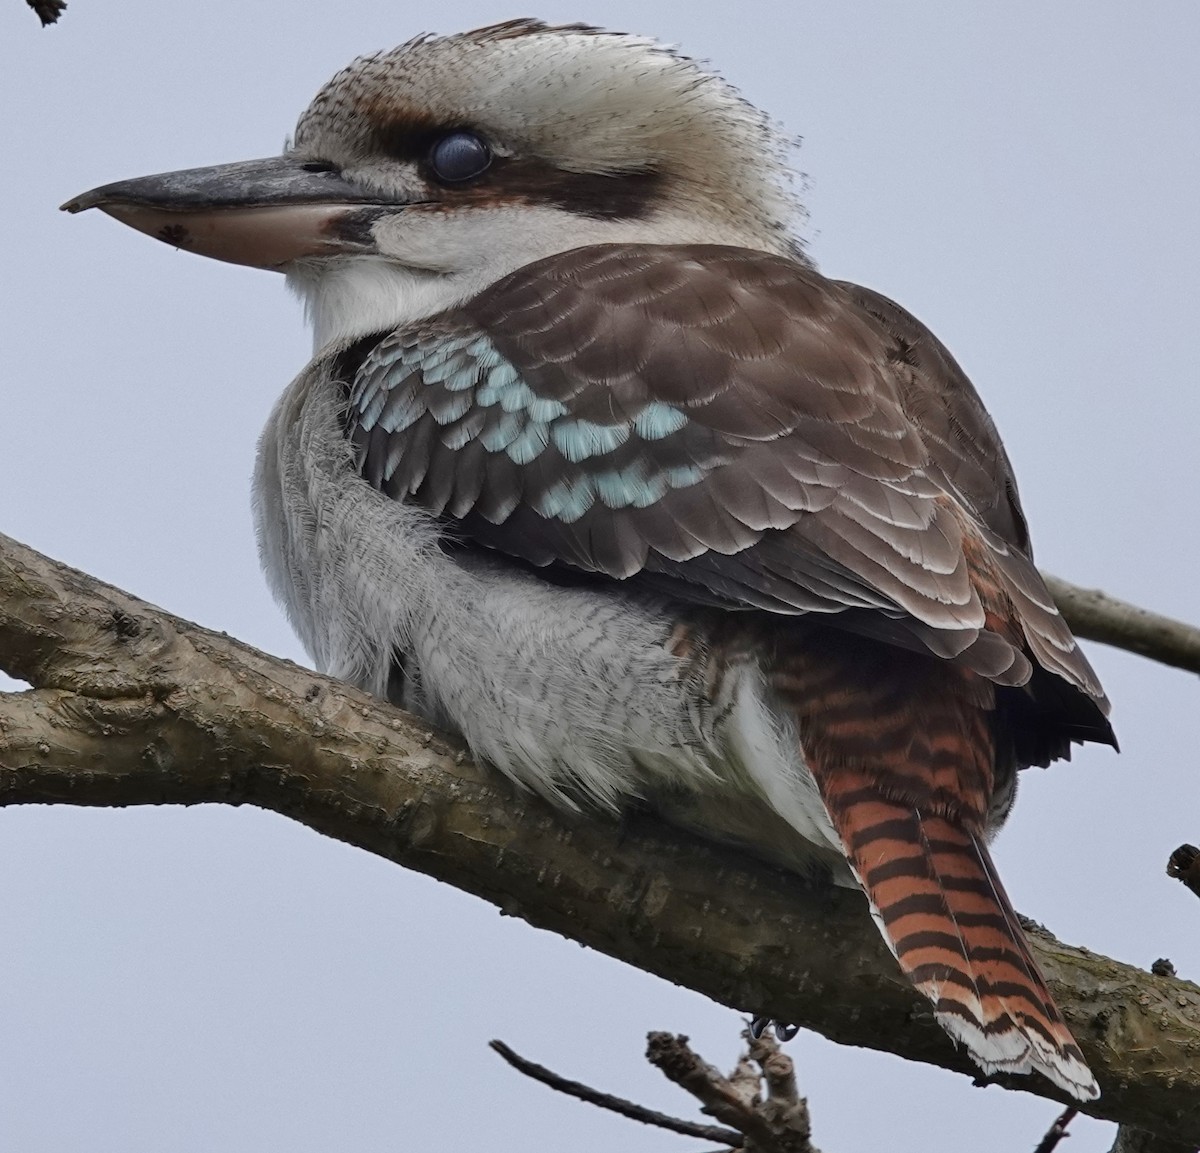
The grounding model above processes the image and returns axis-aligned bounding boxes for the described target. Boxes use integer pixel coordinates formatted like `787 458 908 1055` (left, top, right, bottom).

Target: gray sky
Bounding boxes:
2 2 1198 1151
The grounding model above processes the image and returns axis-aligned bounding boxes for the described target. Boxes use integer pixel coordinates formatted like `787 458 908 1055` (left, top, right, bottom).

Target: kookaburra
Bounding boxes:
65 19 1115 1101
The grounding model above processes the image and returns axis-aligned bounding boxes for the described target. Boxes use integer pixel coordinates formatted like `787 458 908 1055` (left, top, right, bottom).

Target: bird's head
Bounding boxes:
64 20 805 349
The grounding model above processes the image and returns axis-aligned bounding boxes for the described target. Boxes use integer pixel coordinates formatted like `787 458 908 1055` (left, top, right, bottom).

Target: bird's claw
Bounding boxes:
750 1015 799 1042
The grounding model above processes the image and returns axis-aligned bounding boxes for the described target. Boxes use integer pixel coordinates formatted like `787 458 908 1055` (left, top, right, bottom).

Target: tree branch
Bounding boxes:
1108 1126 1198 1153
1044 575 1200 675
24 0 65 26
646 1030 818 1153
490 1028 822 1152
1168 846 1200 902
2 531 1200 1144
1033 1107 1078 1153
488 1039 744 1146
646 1032 782 1148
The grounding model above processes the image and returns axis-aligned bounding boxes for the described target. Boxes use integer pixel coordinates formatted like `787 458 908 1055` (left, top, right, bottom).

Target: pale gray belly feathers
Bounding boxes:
253 362 846 874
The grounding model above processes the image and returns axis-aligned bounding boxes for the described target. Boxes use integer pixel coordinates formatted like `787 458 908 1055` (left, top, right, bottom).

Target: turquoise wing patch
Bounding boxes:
349 327 705 523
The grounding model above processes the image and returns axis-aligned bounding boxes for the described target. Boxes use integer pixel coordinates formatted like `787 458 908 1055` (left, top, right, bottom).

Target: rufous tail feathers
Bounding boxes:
820 767 1098 1100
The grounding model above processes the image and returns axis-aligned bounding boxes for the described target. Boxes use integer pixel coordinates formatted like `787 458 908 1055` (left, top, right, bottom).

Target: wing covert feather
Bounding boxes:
343 243 1111 737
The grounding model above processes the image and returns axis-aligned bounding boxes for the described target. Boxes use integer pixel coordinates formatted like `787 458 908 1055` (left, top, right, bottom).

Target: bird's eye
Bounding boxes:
428 132 492 184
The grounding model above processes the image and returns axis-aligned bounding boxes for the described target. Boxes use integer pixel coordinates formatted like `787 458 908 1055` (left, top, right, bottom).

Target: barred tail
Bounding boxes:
820 768 1098 1101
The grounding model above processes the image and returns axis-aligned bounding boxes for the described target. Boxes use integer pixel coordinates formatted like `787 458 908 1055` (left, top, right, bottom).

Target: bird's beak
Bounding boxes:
62 156 390 270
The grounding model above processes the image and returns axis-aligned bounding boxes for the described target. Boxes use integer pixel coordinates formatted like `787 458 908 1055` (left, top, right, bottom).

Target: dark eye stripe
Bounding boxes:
429 131 492 184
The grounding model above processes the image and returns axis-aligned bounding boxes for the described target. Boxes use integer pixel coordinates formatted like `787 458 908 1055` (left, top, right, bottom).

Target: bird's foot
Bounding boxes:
749 1016 799 1041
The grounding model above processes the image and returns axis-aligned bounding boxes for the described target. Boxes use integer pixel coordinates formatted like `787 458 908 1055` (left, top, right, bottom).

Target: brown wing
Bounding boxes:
833 282 1114 757
345 243 1113 751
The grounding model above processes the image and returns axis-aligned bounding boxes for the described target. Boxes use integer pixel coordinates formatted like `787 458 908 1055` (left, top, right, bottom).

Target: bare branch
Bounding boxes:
1033 1107 1078 1153
647 1032 778 1147
1108 1125 1198 1153
747 1030 818 1153
645 1031 818 1153
25 0 65 26
1045 575 1200 675
728 1043 764 1107
3 530 1200 1145
1168 846 1200 901
488 1039 742 1145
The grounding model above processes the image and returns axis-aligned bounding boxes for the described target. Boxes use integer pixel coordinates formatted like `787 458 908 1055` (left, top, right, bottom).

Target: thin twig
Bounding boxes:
488 1039 744 1146
1045 575 1200 675
1033 1106 1078 1153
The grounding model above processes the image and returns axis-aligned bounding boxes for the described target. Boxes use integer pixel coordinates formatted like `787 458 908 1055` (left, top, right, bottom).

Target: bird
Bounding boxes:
64 18 1116 1101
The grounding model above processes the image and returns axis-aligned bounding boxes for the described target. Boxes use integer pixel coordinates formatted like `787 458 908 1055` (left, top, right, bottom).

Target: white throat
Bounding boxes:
285 202 792 353
286 257 480 352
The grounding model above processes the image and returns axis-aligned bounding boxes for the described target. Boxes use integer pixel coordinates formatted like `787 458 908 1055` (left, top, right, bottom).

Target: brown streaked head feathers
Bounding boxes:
290 19 805 245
